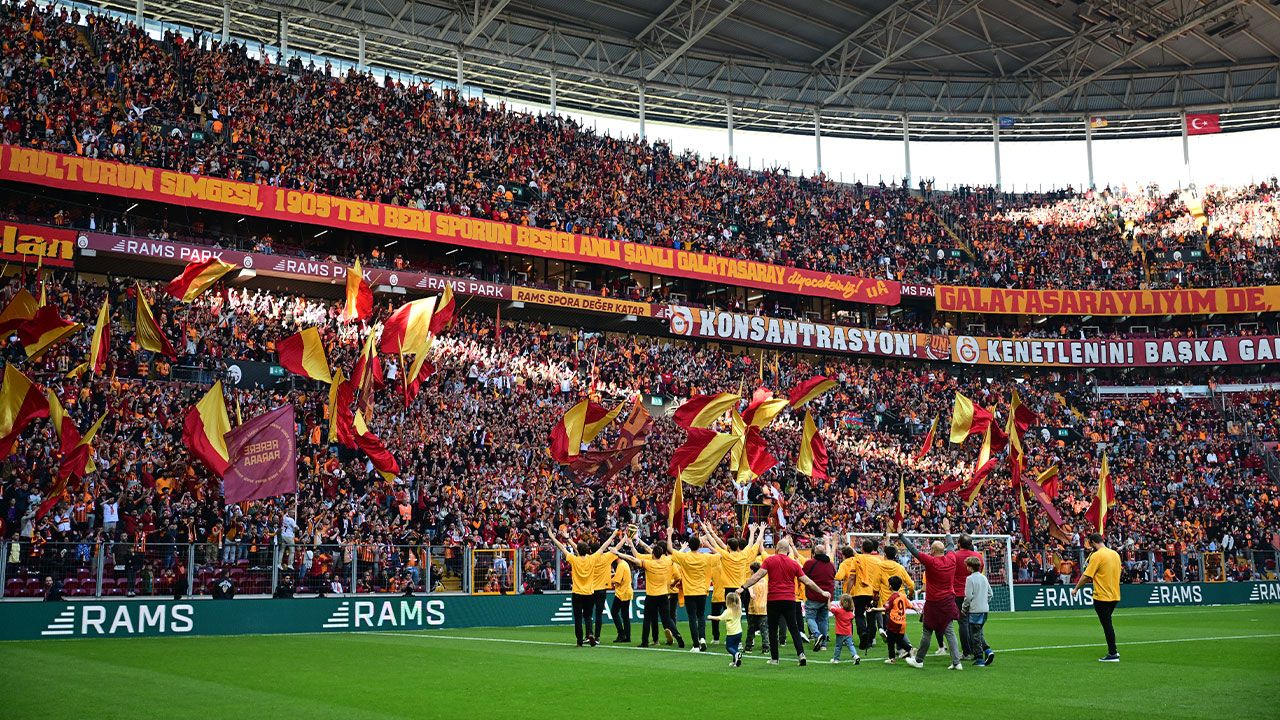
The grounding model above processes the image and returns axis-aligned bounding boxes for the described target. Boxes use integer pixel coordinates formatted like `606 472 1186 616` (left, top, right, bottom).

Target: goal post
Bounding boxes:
843 533 1017 612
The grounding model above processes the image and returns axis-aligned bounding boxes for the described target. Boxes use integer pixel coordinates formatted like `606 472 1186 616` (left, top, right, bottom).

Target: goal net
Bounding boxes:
844 532 1016 613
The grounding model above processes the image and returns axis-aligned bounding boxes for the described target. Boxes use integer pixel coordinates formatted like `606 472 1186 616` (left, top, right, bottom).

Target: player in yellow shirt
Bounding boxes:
876 528 916 656
1075 532 1123 662
615 537 686 649
668 527 722 652
588 534 620 643
701 520 764 593
610 555 634 643
547 530 620 647
835 538 882 651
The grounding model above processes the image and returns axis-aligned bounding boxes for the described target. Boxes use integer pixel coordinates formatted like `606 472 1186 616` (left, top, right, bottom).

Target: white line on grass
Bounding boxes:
365 630 1280 661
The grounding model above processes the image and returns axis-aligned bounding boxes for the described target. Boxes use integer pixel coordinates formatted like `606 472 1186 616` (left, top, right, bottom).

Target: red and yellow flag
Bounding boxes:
1084 453 1115 533
182 381 231 475
0 365 49 458
326 369 346 444
164 256 237 301
914 416 938 461
787 375 836 410
47 389 105 484
668 476 685 532
741 396 788 429
277 327 332 383
547 400 621 463
948 392 992 443
1036 465 1060 499
796 409 828 480
894 474 907 528
353 410 400 480
134 282 176 358
379 296 437 355
340 259 373 322
429 285 455 336
400 339 437 406
0 288 38 334
70 296 111 378
672 392 739 429
669 427 738 487
17 304 83 360
961 426 999 507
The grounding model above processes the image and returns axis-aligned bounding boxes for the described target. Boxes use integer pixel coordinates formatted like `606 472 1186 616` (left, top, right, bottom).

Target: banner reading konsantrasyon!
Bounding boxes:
937 284 1280 316
951 335 1280 367
0 145 901 306
668 306 952 361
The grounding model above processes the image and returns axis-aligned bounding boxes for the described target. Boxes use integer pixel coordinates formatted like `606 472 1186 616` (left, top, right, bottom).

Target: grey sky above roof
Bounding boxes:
109 0 1280 139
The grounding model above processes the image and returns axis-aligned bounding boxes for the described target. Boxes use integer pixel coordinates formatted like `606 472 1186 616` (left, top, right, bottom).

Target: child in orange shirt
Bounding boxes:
883 575 912 664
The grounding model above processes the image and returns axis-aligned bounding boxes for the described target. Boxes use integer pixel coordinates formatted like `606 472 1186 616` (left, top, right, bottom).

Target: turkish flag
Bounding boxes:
1186 113 1220 135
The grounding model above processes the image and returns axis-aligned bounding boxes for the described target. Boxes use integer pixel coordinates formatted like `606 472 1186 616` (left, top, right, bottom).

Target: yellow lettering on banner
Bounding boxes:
579 235 621 261
515 226 574 254
383 206 432 233
623 244 675 270
438 215 513 247
161 173 256 208
8 147 64 180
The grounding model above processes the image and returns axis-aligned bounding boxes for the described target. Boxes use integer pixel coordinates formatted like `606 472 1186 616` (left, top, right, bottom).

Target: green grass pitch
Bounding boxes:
2 604 1278 719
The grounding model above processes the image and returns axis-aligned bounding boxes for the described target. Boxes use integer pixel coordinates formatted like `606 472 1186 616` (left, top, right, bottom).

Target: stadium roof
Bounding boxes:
110 0 1280 140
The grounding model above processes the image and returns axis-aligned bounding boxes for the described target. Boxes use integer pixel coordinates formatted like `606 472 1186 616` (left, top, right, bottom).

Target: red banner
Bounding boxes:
77 231 671 317
0 221 75 268
0 146 900 306
951 335 1280 367
937 284 1280 316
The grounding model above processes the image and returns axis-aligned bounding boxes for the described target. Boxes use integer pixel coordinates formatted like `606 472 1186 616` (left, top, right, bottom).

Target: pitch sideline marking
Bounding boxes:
364 629 1280 660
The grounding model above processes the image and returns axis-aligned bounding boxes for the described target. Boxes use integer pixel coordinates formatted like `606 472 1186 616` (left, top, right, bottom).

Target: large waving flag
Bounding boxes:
741 425 778 481
164 256 237 301
353 410 400 480
400 342 437 406
788 375 836 410
17 304 83 360
0 288 38 334
1084 453 1115 533
796 409 828 480
668 476 685 532
672 392 739 429
326 369 346 444
182 381 231 475
895 474 907 528
277 327 333 383
341 259 374 322
548 400 620 463
134 282 176 358
960 426 999 506
742 396 788 429
429 285 456 336
914 417 938 461
379 296 437 355
0 365 49 458
669 427 738 487
1036 465 1061 499
948 392 993 443
47 390 106 485
222 404 298 503
69 296 111 378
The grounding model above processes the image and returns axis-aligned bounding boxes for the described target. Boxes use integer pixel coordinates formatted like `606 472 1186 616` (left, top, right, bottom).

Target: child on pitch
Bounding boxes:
707 591 745 666
962 556 995 666
828 594 860 664
743 561 770 654
883 575 912 664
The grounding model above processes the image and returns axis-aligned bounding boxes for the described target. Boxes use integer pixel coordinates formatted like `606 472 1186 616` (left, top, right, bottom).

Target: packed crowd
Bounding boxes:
2 1 1278 292
0 270 1276 598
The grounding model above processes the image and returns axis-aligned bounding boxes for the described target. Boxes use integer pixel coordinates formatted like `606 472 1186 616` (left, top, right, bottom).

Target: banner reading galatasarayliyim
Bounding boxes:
951 335 1280 367
668 306 952 361
0 146 901 306
937 285 1280 316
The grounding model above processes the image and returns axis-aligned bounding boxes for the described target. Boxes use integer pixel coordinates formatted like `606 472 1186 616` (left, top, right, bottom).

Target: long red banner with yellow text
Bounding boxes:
937 284 1280 316
0 146 900 306
0 221 75 268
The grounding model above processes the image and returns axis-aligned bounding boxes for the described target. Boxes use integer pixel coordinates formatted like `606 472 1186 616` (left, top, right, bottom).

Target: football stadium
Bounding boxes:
0 0 1279 717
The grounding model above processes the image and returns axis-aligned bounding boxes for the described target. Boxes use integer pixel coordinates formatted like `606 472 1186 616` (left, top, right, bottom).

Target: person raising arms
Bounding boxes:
668 527 722 652
610 552 634 643
615 537 687 649
877 521 916 655
547 530 620 647
702 522 764 643
899 518 963 670
737 537 832 667
835 536 882 652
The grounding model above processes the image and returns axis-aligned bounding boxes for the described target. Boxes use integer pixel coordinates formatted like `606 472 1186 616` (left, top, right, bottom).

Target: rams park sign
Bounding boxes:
0 582 1275 641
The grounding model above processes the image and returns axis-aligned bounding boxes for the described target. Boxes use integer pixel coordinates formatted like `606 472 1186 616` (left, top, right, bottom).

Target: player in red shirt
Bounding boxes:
738 538 832 666
899 519 963 670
